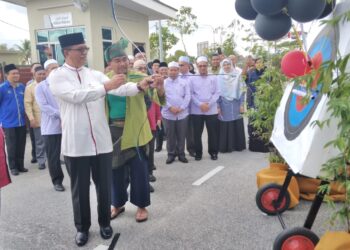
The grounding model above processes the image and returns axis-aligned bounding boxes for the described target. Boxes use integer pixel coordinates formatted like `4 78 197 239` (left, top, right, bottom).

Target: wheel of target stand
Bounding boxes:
256 183 290 215
273 227 319 250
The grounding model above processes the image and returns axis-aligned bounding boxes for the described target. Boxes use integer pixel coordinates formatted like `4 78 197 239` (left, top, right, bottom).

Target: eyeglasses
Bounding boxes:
179 64 185 66
68 47 90 54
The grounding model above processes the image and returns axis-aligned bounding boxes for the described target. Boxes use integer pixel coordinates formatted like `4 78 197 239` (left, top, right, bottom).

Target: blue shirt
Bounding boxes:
35 79 61 135
0 81 26 128
246 68 265 108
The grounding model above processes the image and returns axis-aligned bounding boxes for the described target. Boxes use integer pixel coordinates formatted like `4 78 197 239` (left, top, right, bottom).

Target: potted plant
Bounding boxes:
247 50 301 212
247 53 288 169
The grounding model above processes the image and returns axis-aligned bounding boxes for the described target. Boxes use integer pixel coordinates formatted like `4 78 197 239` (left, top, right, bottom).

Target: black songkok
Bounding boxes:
4 64 17 74
133 46 145 56
159 62 168 68
58 32 85 48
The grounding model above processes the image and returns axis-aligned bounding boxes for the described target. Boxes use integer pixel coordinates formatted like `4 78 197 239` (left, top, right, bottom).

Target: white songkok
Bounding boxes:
179 56 190 64
196 56 208 63
168 61 179 68
44 59 58 69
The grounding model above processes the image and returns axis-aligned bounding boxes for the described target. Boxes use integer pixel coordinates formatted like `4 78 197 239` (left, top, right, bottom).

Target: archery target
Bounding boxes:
271 1 350 178
284 25 338 141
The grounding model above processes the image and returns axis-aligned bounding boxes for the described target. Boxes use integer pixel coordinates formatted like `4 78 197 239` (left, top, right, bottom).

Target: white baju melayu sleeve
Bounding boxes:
48 64 138 157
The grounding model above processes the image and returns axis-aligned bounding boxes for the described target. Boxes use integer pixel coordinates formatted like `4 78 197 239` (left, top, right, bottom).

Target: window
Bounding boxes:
102 28 112 40
102 27 113 67
35 26 86 65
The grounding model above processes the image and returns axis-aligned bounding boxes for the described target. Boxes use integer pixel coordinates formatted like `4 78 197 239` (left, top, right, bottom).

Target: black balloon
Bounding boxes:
255 13 292 41
287 0 326 23
235 0 257 20
318 0 336 19
251 0 287 16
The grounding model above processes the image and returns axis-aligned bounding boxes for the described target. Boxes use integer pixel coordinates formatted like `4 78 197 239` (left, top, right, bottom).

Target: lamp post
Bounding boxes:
157 20 164 61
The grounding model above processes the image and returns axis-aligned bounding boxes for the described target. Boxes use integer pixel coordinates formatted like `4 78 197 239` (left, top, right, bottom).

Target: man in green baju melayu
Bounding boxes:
105 39 165 222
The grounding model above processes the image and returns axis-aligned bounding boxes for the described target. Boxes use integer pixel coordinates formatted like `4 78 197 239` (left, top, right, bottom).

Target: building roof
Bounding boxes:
3 0 177 20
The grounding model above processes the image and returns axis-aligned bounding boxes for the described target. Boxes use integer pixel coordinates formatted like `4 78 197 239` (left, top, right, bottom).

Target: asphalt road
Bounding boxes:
0 131 341 250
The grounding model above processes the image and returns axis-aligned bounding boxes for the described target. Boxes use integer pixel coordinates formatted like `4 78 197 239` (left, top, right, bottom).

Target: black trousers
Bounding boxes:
186 115 195 154
192 114 219 157
43 134 64 185
155 122 164 150
29 127 36 160
3 126 27 170
148 131 156 174
111 149 150 208
64 153 112 232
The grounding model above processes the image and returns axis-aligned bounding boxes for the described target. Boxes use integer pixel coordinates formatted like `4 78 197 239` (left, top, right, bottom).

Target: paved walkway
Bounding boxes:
0 133 341 250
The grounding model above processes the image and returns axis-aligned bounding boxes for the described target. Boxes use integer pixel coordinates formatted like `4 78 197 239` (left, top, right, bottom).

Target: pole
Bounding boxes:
158 20 164 61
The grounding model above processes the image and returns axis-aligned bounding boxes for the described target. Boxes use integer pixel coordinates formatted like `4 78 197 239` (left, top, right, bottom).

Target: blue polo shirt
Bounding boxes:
0 81 26 128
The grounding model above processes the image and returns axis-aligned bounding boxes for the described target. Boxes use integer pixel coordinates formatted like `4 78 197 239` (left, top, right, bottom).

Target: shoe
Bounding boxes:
100 225 113 240
210 154 218 160
110 206 125 220
166 156 175 164
54 184 65 192
195 155 202 161
11 169 19 176
135 208 148 223
38 164 46 170
152 165 157 170
31 158 37 163
178 156 188 163
149 184 154 193
155 148 162 152
189 152 196 157
75 231 89 247
149 174 156 182
18 167 28 172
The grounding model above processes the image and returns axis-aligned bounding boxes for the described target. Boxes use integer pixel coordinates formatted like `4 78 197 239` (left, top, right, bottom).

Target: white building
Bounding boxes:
4 0 176 71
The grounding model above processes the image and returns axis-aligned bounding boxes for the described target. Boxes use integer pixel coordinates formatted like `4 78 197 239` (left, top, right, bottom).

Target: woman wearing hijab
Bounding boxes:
217 58 246 152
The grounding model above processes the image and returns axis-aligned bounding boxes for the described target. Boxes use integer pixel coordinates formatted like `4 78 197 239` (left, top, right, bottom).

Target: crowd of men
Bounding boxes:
0 32 262 247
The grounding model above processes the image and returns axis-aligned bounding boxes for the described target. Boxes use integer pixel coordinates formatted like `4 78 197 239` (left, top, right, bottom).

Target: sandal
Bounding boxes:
111 206 125 220
135 208 148 223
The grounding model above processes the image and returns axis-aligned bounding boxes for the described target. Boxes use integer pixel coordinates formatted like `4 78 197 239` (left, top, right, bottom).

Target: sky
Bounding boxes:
0 0 246 56
0 1 29 48
153 0 246 56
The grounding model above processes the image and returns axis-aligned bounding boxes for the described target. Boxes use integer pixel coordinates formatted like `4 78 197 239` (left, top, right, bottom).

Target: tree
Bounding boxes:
168 6 198 55
15 39 31 65
222 34 237 56
166 50 187 62
149 26 178 60
0 43 16 52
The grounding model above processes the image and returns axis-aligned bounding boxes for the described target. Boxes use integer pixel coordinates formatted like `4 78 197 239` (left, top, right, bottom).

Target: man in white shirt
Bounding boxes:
49 33 144 247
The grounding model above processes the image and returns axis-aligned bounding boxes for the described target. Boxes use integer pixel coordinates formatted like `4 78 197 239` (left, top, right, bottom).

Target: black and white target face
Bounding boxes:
284 25 338 141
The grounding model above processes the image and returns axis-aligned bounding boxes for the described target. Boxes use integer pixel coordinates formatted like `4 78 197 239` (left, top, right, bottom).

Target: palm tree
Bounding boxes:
15 39 31 65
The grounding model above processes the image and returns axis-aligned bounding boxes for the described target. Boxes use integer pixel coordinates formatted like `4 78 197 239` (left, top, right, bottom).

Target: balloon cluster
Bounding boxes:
235 0 336 41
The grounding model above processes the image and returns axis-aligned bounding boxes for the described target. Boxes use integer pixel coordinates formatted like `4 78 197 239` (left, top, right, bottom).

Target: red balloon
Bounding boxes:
281 50 311 78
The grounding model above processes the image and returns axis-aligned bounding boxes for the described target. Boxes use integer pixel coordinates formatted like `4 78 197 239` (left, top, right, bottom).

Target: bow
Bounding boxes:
110 0 150 70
